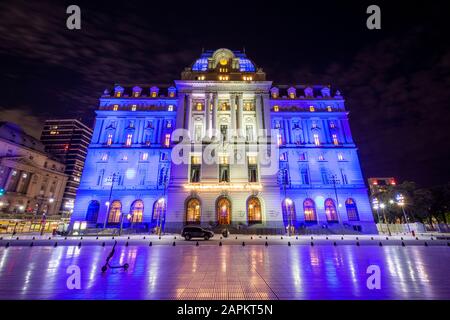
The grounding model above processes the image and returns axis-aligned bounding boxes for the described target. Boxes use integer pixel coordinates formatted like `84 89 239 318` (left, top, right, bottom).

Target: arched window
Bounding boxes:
152 198 166 224
303 198 317 222
346 198 360 221
282 198 297 227
108 200 121 223
324 198 338 222
85 200 100 223
186 198 201 224
130 200 144 223
217 197 231 225
247 197 262 224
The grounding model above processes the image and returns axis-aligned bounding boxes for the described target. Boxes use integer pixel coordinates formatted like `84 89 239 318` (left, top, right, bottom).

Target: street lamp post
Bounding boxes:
397 194 411 233
103 173 117 229
330 174 343 228
372 197 382 233
379 203 391 236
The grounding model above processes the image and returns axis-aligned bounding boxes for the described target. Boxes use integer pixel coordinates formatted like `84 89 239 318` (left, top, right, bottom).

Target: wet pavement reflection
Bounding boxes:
0 245 449 299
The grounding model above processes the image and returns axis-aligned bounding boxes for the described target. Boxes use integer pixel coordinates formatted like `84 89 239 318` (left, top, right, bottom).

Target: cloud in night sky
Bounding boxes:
0 0 449 186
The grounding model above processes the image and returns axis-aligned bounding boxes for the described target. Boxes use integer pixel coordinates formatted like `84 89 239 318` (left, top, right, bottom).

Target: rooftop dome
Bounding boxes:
191 48 256 72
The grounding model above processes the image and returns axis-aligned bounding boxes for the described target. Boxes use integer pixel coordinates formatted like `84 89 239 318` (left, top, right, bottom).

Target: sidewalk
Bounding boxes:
1 233 449 247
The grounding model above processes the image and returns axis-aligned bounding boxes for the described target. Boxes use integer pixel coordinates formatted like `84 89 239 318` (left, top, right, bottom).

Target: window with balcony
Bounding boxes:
190 156 201 183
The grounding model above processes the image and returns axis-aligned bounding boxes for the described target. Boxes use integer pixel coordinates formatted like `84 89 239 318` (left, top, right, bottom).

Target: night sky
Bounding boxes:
0 0 449 187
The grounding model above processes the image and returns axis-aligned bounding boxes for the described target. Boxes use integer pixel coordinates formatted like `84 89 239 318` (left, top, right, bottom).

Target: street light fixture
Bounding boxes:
379 203 391 236
396 194 411 233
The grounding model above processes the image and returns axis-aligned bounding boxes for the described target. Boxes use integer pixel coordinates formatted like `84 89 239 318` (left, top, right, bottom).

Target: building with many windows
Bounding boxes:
0 122 68 216
70 48 377 234
40 119 93 216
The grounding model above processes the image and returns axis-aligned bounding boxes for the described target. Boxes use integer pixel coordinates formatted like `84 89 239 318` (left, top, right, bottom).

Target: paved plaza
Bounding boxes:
0 234 449 300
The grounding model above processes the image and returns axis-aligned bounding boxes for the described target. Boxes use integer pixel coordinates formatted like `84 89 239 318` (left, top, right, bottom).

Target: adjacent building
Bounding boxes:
0 122 68 215
70 48 377 234
40 119 93 215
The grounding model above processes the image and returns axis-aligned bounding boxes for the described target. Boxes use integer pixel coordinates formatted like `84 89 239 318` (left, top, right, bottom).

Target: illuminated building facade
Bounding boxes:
70 48 376 234
41 119 93 215
0 122 68 215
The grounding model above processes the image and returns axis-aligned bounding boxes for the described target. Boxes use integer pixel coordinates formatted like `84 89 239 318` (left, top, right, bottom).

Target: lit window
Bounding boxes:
274 105 279 112
133 92 139 98
219 156 229 165
196 103 203 111
318 154 325 161
191 156 201 165
313 133 320 146
166 120 172 128
142 152 148 161
299 153 307 161
338 153 344 161
327 106 332 112
289 93 295 99
50 130 58 135
122 154 128 161
330 121 336 128
248 156 257 165
151 92 157 98
277 133 283 146
309 105 315 112
107 134 113 146
168 105 174 111
101 153 108 161
164 133 170 147
126 134 133 146
113 104 119 111
332 134 339 145
116 92 121 98
131 105 137 111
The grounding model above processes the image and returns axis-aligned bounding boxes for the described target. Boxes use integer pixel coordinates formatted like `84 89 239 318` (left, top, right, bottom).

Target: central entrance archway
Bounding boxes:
216 197 231 225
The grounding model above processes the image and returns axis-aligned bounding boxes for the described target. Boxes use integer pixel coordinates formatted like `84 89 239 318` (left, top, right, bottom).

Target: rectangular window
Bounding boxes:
195 125 202 142
190 156 201 183
168 105 174 111
301 168 309 185
131 105 137 111
113 104 119 111
164 134 171 147
341 169 348 185
332 134 339 145
338 153 344 161
277 133 283 146
220 125 228 142
107 133 113 146
126 134 133 146
101 153 108 161
313 133 320 146
245 125 254 142
141 152 149 161
248 156 258 182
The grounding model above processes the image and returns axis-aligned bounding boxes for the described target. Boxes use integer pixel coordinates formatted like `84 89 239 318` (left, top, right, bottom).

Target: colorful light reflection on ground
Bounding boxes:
0 245 449 300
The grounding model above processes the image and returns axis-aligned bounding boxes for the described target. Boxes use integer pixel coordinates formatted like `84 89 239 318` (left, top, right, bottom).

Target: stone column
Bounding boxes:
262 93 271 139
230 93 236 137
237 93 243 137
212 93 218 139
255 94 263 132
184 94 191 131
205 93 211 138
176 93 186 131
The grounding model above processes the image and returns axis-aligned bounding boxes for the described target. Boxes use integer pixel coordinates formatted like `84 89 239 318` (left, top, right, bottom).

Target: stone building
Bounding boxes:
70 48 376 234
0 122 68 215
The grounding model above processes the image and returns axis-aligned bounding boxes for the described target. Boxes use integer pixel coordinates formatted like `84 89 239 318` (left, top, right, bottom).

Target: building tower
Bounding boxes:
40 119 93 215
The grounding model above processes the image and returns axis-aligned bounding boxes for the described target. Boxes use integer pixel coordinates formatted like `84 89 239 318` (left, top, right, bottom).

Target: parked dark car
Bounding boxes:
181 226 214 240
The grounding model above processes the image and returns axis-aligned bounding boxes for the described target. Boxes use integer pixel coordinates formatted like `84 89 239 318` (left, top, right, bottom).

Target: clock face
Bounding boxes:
219 58 228 65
